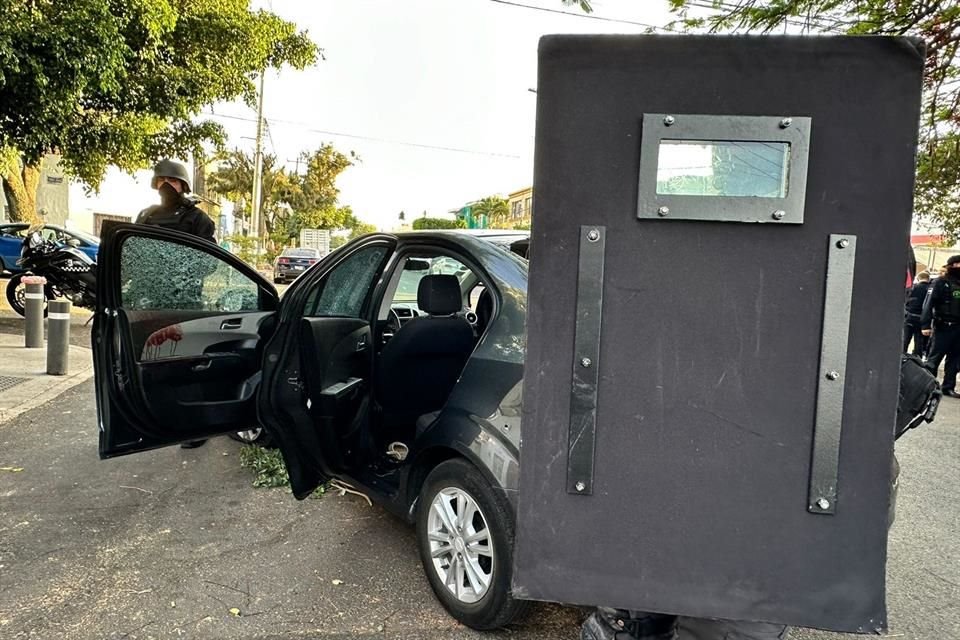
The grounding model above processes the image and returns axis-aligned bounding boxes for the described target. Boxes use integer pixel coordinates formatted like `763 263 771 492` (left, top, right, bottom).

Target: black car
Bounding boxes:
273 246 322 283
94 224 529 629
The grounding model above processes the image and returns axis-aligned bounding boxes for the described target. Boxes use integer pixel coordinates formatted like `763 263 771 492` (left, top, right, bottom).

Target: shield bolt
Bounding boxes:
587 228 600 242
817 498 831 510
616 620 626 629
836 238 850 249
780 117 792 128
663 115 675 126
580 357 592 368
826 371 840 381
772 210 786 220
575 481 586 492
658 206 670 217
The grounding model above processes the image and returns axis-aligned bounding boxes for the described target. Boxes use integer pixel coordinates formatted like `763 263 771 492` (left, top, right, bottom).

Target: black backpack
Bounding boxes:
895 354 941 439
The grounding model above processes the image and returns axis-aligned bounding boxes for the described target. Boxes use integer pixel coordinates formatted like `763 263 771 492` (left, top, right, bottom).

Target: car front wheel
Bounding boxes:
228 427 273 447
415 458 528 630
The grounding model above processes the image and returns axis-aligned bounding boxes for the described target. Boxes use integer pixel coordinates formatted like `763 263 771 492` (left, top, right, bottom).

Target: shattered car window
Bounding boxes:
120 236 260 312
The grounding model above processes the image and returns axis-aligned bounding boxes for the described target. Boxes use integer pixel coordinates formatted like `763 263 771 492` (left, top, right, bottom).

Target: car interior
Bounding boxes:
321 250 495 479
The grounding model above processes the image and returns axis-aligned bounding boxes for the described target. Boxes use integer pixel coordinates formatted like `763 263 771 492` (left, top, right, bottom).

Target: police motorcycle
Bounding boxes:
5 225 97 317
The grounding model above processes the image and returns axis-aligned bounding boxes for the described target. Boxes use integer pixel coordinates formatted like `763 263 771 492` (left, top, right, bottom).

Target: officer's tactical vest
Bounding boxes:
935 277 960 322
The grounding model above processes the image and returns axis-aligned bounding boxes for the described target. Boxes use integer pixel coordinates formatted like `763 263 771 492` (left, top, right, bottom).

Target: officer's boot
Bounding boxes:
581 608 676 640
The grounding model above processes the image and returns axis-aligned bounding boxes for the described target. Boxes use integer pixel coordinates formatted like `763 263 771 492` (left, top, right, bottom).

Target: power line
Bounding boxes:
205 111 523 159
487 0 675 32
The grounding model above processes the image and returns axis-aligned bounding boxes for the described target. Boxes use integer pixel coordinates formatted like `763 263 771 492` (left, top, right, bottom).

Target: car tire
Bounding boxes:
415 458 528 630
228 427 274 447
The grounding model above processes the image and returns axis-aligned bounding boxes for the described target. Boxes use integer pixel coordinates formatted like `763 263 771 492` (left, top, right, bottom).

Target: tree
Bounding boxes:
286 144 357 236
0 0 318 223
667 0 960 239
398 211 406 222
471 195 511 228
412 217 466 230
208 142 367 255
207 150 292 239
562 0 594 12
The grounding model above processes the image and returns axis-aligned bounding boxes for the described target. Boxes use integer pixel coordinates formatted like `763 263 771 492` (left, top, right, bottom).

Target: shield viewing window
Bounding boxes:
638 114 811 224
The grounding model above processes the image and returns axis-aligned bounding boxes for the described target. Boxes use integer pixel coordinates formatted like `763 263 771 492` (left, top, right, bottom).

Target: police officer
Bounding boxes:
136 159 215 243
904 271 931 356
138 159 215 448
922 254 960 398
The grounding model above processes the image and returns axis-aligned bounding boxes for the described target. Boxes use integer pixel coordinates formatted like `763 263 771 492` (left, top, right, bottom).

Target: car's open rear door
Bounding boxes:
514 36 924 633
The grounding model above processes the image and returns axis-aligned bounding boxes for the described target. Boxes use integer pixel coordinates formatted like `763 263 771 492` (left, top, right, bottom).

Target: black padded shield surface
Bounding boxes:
515 36 924 633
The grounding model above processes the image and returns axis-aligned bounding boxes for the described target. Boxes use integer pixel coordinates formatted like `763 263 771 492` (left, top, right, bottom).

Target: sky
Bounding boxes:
70 0 679 231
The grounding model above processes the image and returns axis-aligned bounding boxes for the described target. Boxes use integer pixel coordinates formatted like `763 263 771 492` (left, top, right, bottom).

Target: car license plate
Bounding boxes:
294 265 304 270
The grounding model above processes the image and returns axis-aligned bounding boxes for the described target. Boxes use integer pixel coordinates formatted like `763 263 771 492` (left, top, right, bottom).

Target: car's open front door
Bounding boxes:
95 223 278 457
515 36 924 633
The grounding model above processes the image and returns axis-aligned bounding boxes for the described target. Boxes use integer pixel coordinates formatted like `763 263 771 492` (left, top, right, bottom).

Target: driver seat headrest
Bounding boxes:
417 275 462 316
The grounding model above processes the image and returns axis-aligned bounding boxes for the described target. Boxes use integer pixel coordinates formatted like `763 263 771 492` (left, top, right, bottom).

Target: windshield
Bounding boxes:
282 248 320 258
68 228 100 245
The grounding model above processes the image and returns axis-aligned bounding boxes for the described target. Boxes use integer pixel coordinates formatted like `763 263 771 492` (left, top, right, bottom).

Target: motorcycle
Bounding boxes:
5 227 97 317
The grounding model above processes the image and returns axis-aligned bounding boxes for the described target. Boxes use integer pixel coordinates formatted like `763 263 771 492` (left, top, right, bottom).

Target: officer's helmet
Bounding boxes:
151 159 192 193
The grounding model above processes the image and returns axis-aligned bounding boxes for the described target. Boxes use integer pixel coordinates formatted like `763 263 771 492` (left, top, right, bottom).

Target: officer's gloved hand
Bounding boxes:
581 608 676 640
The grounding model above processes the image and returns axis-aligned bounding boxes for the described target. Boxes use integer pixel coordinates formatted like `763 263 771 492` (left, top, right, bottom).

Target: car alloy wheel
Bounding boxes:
427 487 494 604
227 427 273 447
415 458 528 630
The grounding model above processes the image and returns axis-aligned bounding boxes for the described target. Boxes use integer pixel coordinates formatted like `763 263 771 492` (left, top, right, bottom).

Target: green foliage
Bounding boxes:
471 195 511 228
561 0 594 12
349 222 378 239
225 233 257 266
238 444 326 497
412 217 466 230
209 144 360 246
0 0 319 221
667 0 960 240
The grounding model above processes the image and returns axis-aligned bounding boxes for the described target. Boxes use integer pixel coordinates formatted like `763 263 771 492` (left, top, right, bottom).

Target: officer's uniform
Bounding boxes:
903 277 930 356
136 200 215 243
922 261 960 396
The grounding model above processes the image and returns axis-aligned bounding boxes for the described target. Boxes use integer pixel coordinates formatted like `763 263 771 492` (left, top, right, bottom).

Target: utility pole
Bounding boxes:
251 71 266 257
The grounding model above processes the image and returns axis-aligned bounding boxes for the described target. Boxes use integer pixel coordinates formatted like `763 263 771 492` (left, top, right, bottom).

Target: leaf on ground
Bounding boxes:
331 579 343 585
0 467 24 472
229 607 241 616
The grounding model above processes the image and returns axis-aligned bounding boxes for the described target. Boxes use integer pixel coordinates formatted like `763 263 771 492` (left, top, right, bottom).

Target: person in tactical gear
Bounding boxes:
904 270 931 356
137 159 216 448
922 254 960 398
136 159 216 243
581 609 787 640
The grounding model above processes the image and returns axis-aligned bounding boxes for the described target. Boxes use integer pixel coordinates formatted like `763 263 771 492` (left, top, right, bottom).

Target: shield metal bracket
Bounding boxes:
567 225 605 495
808 234 857 515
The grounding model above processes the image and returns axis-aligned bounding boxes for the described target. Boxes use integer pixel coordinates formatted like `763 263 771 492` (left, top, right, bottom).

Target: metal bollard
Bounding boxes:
23 276 46 348
47 299 71 375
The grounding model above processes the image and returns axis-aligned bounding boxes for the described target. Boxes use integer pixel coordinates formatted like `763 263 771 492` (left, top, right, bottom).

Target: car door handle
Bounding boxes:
356 336 368 351
220 318 243 330
191 360 212 372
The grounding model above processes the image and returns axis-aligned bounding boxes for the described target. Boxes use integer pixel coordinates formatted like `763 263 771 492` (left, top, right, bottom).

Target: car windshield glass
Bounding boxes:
393 256 471 306
283 249 318 257
67 229 100 244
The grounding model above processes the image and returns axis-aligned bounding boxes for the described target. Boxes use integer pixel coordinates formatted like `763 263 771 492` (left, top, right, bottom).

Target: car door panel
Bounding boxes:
300 318 371 447
95 223 278 458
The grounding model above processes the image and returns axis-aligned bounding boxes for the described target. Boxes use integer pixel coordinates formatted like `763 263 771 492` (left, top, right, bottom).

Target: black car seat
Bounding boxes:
376 274 475 432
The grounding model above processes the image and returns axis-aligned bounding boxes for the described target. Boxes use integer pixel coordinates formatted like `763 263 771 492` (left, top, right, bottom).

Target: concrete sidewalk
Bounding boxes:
0 332 94 425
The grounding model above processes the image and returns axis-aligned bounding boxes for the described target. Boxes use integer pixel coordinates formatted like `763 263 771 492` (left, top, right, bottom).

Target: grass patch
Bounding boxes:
238 444 326 497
